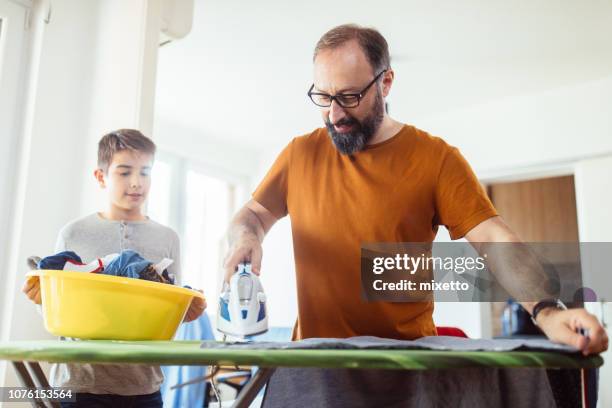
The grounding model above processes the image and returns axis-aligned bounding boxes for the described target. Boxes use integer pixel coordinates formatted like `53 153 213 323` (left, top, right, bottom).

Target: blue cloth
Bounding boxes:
161 313 216 408
38 251 83 270
60 390 162 408
104 250 150 279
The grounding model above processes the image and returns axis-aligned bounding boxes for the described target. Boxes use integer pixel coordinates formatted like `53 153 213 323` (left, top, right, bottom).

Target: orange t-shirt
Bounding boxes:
253 124 498 340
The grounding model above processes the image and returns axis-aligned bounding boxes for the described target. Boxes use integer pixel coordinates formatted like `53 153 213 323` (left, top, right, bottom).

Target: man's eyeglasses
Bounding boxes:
307 69 387 108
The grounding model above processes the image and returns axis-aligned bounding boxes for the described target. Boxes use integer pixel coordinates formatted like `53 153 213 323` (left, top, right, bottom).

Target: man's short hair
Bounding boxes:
314 24 390 74
97 129 156 172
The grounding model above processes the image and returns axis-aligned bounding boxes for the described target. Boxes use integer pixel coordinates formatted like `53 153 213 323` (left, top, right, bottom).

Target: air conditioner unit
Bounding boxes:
159 0 195 46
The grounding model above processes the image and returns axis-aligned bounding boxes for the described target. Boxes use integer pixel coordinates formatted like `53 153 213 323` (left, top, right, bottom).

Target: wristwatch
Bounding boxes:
531 299 567 326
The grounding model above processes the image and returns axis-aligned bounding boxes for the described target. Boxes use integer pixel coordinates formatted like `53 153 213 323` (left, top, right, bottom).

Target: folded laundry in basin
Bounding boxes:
104 250 174 284
51 252 118 273
34 250 174 284
38 251 84 270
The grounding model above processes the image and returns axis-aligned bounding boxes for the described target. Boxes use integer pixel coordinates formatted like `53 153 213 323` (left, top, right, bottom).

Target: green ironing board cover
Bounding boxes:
0 340 603 370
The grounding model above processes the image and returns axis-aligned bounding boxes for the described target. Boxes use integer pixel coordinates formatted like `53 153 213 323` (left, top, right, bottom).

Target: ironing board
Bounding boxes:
0 340 603 408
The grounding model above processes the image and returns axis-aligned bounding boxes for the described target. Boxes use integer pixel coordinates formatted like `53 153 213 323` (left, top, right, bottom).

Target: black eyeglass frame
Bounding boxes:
307 69 388 108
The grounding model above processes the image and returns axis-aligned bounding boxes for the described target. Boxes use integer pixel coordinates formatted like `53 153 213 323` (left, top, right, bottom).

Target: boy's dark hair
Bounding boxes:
97 129 156 172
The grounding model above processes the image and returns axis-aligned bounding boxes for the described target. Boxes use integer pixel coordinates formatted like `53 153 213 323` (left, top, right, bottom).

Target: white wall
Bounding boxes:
0 0 101 394
1 1 102 391
0 1 30 300
153 118 259 184
78 0 163 216
574 155 612 408
575 156 612 243
415 74 612 174
253 148 297 329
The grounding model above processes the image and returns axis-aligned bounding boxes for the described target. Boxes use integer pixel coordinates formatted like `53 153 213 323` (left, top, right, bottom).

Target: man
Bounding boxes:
224 24 607 355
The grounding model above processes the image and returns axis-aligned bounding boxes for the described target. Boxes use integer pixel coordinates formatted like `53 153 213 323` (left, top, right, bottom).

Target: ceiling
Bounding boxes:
154 0 612 151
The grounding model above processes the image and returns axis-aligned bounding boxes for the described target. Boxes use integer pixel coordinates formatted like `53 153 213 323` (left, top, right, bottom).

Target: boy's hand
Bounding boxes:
22 277 42 305
183 290 206 322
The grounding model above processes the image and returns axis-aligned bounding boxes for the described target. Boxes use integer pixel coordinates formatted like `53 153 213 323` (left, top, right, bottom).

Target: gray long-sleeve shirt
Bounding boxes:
49 213 181 395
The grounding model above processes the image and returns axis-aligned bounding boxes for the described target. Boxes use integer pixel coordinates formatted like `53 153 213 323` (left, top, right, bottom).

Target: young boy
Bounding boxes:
22 129 205 407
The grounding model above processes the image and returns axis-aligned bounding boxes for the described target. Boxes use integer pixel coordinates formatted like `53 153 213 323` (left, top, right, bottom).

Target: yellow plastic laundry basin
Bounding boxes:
27 270 205 340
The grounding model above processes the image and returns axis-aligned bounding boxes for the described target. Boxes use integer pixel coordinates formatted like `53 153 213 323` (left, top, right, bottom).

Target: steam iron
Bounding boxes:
217 262 268 338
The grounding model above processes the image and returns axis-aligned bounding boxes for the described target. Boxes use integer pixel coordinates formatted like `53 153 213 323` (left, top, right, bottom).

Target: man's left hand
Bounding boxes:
536 307 608 355
183 290 206 322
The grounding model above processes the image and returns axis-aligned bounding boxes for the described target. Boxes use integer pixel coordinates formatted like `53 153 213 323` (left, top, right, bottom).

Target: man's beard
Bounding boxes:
325 90 385 155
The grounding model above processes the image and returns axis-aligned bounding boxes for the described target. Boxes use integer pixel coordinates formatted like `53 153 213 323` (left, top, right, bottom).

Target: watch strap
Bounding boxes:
531 299 567 326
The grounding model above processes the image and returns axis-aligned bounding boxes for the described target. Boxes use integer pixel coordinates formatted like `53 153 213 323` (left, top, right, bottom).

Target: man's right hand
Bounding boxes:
223 199 279 283
22 277 42 304
223 232 263 283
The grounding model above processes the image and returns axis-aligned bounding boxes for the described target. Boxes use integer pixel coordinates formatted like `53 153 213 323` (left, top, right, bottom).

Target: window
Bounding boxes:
183 170 233 294
147 154 247 318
